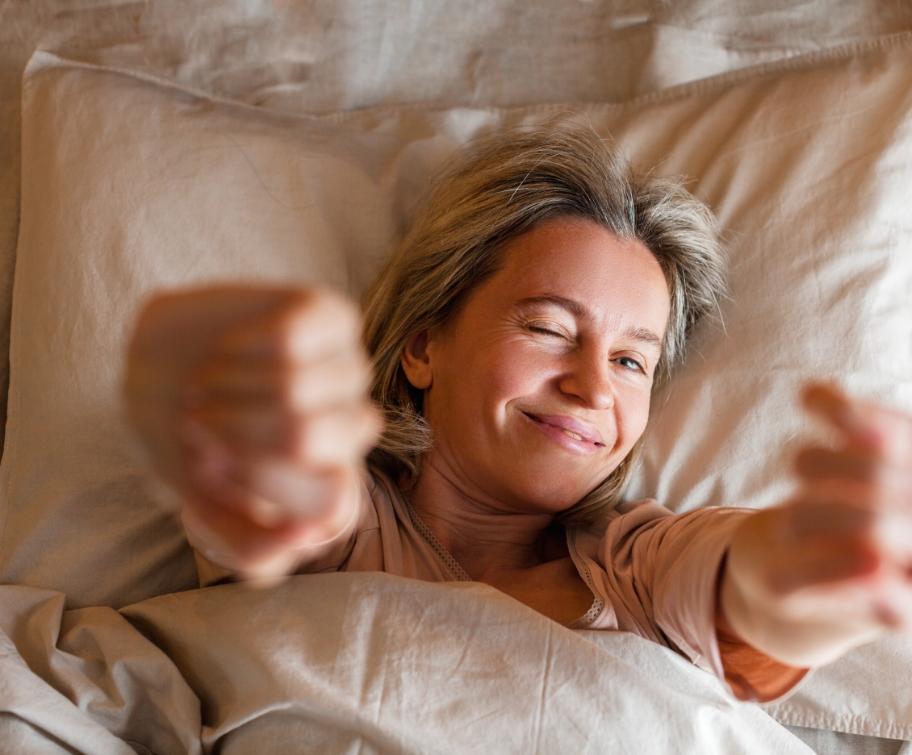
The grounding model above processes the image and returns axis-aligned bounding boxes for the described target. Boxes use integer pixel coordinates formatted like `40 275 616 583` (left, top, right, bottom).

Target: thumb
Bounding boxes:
800 381 882 450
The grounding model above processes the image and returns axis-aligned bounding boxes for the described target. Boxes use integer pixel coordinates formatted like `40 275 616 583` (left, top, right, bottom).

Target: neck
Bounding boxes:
405 455 557 581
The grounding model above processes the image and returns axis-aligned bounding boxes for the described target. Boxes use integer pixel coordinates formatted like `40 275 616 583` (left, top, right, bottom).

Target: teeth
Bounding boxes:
561 428 585 442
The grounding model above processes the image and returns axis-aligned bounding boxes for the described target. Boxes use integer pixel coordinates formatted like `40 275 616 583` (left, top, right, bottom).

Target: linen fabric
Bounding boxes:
4 32 912 739
196 469 809 704
0 577 816 754
1 1 911 459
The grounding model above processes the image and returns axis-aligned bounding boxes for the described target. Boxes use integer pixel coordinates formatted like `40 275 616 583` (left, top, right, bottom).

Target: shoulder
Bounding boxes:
358 464 413 532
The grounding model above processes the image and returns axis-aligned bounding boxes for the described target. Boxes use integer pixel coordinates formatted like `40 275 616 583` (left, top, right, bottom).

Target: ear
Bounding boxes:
401 330 434 390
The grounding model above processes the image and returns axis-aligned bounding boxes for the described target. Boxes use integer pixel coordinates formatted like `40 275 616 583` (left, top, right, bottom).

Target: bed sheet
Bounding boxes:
1 573 818 755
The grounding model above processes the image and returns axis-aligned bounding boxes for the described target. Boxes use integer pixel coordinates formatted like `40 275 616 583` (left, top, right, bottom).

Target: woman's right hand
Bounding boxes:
123 285 383 579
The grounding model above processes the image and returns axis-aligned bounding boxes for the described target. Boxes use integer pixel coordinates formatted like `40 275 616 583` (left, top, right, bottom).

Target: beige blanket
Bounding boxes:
1 573 814 754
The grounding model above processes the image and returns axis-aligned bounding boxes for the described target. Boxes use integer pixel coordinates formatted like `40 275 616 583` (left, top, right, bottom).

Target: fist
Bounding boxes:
123 284 383 578
723 382 912 666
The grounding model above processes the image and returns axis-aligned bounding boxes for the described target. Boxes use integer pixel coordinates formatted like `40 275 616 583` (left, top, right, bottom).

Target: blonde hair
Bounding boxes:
362 121 725 527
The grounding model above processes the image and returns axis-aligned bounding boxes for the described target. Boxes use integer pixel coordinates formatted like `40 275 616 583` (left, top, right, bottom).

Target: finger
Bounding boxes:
794 446 912 497
183 417 366 526
182 402 382 467
184 351 372 411
778 497 876 542
790 475 898 515
774 562 912 632
229 461 352 524
765 535 882 595
183 505 310 581
800 382 884 450
209 289 363 364
786 488 912 562
800 382 912 463
874 510 912 565
869 567 912 629
181 485 318 568
181 425 300 524
182 462 362 579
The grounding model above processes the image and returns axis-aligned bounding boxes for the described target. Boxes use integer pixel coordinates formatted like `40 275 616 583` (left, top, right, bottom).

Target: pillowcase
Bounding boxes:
2 1 858 465
3 34 911 736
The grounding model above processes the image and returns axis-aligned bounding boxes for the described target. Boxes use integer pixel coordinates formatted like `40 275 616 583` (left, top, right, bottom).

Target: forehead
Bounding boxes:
481 216 671 331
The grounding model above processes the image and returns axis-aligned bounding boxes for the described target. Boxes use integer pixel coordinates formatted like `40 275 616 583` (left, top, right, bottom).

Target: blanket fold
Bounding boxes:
1 575 812 754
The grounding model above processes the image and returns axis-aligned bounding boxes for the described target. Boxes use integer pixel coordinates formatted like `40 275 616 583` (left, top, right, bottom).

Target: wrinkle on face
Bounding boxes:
407 215 671 531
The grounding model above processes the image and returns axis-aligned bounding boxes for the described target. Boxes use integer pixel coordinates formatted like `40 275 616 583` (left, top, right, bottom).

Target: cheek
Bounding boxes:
480 342 557 412
615 386 652 450
428 339 532 424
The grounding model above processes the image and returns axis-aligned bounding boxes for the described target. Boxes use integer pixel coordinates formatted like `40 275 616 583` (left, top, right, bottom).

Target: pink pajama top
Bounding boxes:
195 469 812 703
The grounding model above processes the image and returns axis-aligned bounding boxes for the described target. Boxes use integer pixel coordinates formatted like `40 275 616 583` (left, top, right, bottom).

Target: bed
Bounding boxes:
1 2 911 753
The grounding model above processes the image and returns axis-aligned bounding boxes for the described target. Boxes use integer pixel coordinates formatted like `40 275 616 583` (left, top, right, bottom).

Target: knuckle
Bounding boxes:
343 361 372 401
138 290 175 320
273 294 319 349
272 320 304 364
356 353 375 387
320 289 363 335
284 289 324 324
354 407 382 451
365 404 384 436
287 370 326 412
288 417 319 461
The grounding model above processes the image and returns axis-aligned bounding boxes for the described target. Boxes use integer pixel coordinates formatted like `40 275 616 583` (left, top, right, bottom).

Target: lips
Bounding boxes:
521 411 605 447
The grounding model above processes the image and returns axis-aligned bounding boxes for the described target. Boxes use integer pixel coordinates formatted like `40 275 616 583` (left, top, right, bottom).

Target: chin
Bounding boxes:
504 474 592 515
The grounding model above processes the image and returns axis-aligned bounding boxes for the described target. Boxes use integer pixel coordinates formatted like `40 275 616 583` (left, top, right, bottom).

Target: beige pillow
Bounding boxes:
3 35 911 736
5 3 900 464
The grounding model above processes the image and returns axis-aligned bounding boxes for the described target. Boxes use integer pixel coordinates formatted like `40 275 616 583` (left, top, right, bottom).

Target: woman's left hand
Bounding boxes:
721 381 912 668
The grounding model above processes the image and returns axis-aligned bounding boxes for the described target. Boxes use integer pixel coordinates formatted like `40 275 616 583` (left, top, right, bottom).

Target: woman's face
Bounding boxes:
403 216 671 514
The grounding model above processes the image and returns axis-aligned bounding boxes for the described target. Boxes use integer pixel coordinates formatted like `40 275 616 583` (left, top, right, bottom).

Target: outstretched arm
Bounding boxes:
720 382 911 674
585 382 909 702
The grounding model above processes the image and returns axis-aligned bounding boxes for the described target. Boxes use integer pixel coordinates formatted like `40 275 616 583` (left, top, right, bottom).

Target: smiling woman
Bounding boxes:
394 217 669 523
364 125 724 527
123 122 912 705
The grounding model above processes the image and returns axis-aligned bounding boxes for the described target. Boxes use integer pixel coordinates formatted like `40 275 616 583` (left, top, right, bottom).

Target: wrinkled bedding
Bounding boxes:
3 3 912 754
2 0 912 455
1 573 816 754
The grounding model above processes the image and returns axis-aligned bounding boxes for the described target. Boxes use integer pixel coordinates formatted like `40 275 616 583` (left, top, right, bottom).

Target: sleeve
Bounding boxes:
585 499 813 703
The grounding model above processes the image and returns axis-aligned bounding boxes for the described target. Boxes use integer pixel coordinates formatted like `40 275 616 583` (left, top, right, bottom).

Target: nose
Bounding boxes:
558 348 615 411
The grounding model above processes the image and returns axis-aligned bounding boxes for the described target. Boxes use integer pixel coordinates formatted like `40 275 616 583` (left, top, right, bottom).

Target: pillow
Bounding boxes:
3 34 911 736
3 1 871 464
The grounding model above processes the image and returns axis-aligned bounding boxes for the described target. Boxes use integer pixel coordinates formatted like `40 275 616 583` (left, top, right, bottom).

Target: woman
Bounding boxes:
124 123 912 704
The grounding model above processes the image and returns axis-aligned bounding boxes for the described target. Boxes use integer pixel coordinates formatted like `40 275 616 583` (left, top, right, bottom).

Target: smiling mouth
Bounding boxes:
521 412 606 448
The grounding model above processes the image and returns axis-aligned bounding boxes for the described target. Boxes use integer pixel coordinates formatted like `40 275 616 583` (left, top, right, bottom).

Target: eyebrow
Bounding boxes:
514 294 663 350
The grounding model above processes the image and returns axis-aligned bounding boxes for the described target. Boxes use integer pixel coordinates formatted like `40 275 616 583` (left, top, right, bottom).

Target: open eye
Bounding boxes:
615 356 646 373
